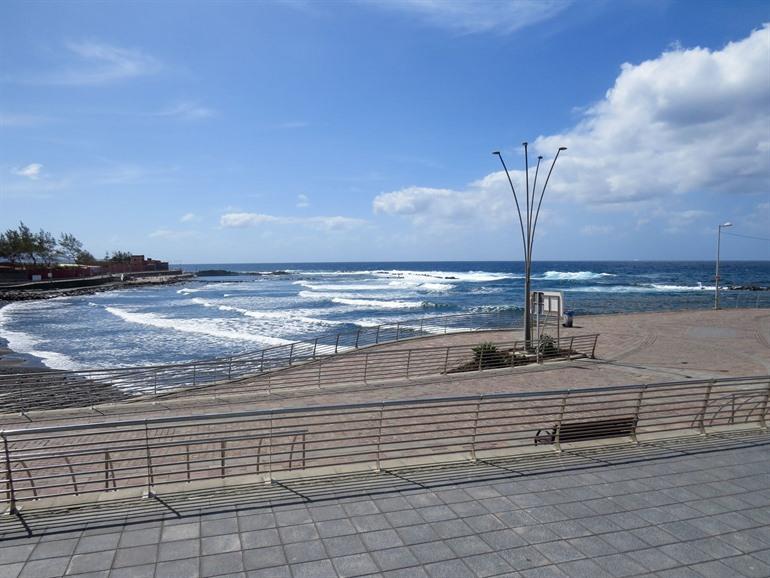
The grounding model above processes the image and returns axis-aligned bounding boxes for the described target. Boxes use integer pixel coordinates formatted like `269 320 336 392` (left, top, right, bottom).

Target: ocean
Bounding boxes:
1 261 768 371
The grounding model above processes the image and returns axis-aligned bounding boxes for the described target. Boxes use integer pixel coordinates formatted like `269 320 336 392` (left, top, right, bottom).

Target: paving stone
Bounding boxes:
19 556 70 578
155 557 199 578
331 553 380 577
416 505 456 522
374 497 412 512
395 524 440 545
625 548 679 572
351 514 391 532
316 519 356 538
112 545 158 568
370 547 419 571
512 524 560 545
361 529 403 550
409 541 456 564
157 539 199 562
284 540 327 564
117 529 161 548
423 559 472 578
342 500 380 516
160 522 200 542
201 533 241 556
600 530 650 553
275 508 312 527
308 504 347 521
108 563 156 578
445 535 492 557
242 545 286 571
382 568 429 578
659 542 714 565
247 566 291 578
200 551 244 575
593 553 648 577
290 559 337 578
385 509 424 527
322 535 368 558
66 551 115 575
238 513 275 531
200 517 239 537
30 539 78 560
533 540 584 563
498 545 550 571
690 559 748 578
278 523 319 543
431 519 474 539
720 554 770 578
0 563 23 578
462 552 513 578
74 534 121 554
556 558 612 578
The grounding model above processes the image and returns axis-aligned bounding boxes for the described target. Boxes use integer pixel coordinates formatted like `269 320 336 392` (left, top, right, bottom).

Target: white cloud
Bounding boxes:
156 101 215 120
220 212 367 231
366 0 571 34
19 41 160 86
180 212 200 223
149 229 197 240
0 114 49 127
296 194 310 208
13 163 43 180
277 121 309 129
375 25 770 232
535 24 770 204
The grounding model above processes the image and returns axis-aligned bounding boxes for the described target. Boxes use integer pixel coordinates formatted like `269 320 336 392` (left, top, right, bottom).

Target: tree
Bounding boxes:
108 250 132 263
35 229 58 266
75 250 97 265
58 233 84 262
17 222 37 264
0 229 22 264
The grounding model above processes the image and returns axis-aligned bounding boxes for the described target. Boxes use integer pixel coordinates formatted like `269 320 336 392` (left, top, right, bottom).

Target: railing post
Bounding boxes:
568 336 575 361
335 334 340 354
1 433 17 515
591 335 598 359
144 421 154 497
631 386 646 443
554 391 570 453
317 357 323 389
759 380 770 430
363 353 369 384
260 349 266 372
288 343 295 366
192 364 197 386
420 318 424 334
185 444 191 483
227 358 232 380
470 395 483 462
220 440 226 478
375 402 384 472
375 325 380 344
266 411 273 484
312 338 318 359
698 381 714 435
355 329 361 349
405 350 412 379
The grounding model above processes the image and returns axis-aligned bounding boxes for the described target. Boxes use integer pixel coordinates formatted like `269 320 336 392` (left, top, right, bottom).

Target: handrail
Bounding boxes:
1 374 767 512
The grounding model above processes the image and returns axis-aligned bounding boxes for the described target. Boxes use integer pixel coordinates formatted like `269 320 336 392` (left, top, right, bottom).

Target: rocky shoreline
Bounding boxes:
0 272 194 302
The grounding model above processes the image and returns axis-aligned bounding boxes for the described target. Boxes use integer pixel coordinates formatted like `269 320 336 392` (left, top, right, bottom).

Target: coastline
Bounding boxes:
0 303 50 373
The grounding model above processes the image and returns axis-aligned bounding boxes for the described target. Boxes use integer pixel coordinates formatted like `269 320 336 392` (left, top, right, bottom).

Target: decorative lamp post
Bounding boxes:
493 143 566 347
715 222 732 310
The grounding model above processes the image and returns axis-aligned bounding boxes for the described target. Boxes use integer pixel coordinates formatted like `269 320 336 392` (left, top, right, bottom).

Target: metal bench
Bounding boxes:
534 417 637 446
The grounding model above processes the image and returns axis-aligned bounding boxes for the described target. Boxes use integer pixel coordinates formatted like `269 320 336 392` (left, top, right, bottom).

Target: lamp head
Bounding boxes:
721 222 733 228
558 146 567 151
492 151 501 156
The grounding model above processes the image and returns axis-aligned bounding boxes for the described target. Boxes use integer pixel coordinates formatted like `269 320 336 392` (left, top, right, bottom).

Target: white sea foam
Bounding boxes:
190 297 343 326
564 283 715 293
0 302 82 370
176 288 202 295
293 281 394 291
374 269 518 283
104 306 293 345
331 297 428 309
537 271 615 281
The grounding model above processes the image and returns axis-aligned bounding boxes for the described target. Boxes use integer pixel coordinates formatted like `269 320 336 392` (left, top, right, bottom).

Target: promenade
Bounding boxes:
0 309 768 577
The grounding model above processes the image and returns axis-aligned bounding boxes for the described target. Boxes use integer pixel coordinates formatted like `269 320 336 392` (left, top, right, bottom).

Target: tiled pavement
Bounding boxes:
1 431 769 578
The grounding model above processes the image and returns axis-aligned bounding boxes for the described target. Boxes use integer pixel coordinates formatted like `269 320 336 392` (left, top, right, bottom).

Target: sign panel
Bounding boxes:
530 291 564 317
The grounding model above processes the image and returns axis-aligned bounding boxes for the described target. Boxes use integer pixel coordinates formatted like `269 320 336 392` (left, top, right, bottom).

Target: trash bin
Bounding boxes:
562 311 574 328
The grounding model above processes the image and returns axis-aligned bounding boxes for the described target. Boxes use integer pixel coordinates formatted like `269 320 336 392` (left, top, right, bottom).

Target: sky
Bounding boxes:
1 0 769 263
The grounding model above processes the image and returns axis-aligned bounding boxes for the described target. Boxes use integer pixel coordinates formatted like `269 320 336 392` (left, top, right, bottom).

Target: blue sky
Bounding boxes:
1 0 768 263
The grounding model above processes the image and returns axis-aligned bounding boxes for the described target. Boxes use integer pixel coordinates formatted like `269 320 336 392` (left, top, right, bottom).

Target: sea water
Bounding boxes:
1 261 768 370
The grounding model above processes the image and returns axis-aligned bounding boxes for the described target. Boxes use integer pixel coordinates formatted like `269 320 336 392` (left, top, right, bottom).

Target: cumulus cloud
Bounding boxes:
220 212 367 231
13 163 43 179
535 24 770 204
296 194 310 208
580 224 615 236
366 0 571 35
375 25 770 230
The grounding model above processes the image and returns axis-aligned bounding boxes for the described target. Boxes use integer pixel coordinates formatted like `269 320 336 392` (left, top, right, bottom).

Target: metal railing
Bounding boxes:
0 310 528 413
2 374 767 513
0 331 591 414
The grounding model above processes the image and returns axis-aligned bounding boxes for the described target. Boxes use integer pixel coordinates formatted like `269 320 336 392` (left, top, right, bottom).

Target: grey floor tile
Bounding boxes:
200 517 238 538
284 540 326 564
445 535 492 557
519 565 568 578
409 541 456 564
626 548 680 572
19 556 70 578
322 535 368 558
155 558 199 578
395 524 440 545
157 539 200 562
316 519 356 538
533 541 584 563
291 559 337 578
361 529 403 550
200 551 244 576
462 552 513 578
720 554 770 578
556 558 612 578
498 545 550 571
278 523 319 543
593 553 649 577
108 563 156 578
243 545 286 571
331 553 380 577
201 534 241 556
112 545 158 569
424 559 472 578
66 551 115 575
29 539 78 560
117 529 161 548
74 534 121 555
370 547 419 571
161 522 200 542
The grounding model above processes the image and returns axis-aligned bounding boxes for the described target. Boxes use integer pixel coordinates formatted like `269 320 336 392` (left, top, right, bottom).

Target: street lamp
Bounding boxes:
494 144 566 346
715 222 733 310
